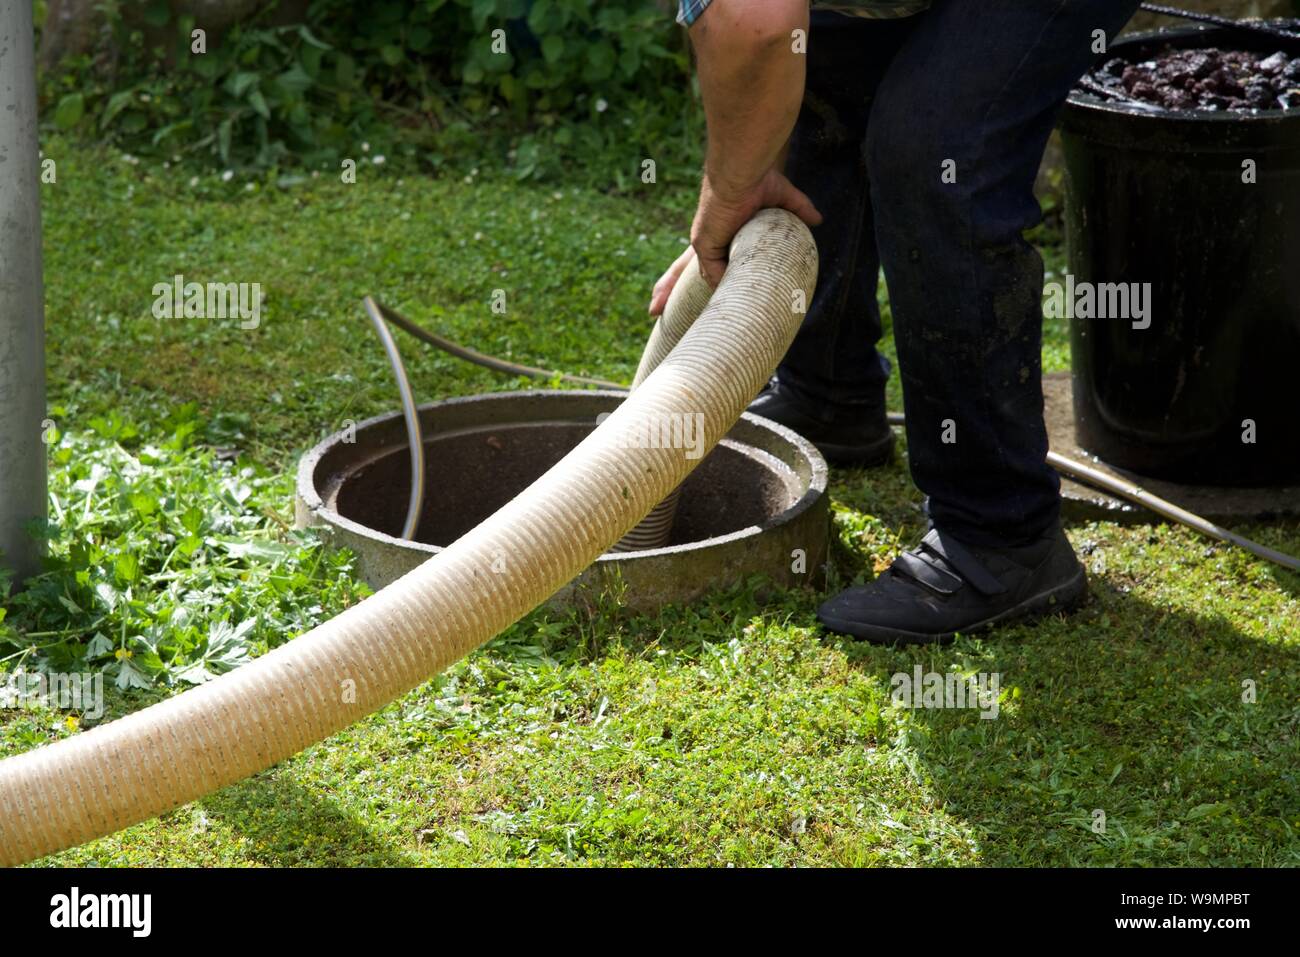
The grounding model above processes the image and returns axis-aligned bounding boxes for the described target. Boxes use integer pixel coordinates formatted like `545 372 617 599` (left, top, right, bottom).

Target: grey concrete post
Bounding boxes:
0 1 48 586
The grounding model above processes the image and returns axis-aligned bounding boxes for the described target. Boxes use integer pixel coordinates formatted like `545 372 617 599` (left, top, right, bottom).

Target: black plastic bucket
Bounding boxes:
1060 25 1300 486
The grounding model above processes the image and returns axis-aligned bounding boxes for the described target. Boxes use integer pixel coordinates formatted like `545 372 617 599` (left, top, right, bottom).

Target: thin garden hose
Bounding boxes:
363 296 424 540
371 312 1300 575
883 412 1300 573
374 300 623 390
1048 454 1300 572
0 208 818 866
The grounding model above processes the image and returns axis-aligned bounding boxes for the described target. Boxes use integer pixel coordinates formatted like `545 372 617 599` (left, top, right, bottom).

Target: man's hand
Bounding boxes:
691 167 821 288
648 169 820 315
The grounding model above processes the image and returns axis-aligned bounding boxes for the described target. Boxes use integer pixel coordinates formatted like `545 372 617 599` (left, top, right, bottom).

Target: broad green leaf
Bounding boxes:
247 89 270 120
53 93 85 130
229 71 260 98
114 658 153 691
100 90 134 130
218 117 233 164
297 25 332 50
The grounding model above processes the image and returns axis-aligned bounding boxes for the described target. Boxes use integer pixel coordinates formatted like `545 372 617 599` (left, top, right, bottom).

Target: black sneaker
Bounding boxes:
818 526 1087 645
748 378 894 468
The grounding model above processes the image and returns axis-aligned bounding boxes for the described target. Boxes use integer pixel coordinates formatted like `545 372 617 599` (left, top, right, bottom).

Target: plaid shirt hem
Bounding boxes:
678 1 931 28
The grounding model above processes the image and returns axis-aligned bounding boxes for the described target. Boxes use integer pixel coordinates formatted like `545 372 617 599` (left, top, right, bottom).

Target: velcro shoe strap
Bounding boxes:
919 528 1008 597
893 550 964 596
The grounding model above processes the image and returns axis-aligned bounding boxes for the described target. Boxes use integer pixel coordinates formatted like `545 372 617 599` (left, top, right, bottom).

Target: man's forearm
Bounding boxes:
691 0 808 199
672 0 820 288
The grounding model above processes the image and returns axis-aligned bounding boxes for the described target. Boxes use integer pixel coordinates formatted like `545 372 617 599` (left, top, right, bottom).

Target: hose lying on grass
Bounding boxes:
0 209 818 867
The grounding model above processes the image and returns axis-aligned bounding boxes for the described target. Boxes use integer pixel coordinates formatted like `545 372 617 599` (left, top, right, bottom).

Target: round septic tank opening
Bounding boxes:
296 390 829 612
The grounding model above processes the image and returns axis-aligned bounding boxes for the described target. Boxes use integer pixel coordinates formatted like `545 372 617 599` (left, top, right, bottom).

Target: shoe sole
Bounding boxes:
818 565 1088 646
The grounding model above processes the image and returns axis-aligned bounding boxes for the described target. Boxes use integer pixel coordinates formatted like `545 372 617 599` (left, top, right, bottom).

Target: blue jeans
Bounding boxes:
780 0 1140 547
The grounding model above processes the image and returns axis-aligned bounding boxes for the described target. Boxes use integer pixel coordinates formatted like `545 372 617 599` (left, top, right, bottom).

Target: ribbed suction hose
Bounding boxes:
611 254 717 552
0 209 817 866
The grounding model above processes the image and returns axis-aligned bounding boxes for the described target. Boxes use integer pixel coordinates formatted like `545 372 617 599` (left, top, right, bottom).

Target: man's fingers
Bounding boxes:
649 272 673 316
777 181 823 228
690 225 731 289
697 252 727 289
683 168 819 293
649 246 697 316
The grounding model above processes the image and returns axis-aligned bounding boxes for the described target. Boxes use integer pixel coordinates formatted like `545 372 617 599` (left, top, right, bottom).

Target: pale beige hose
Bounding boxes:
0 209 817 866
612 253 719 552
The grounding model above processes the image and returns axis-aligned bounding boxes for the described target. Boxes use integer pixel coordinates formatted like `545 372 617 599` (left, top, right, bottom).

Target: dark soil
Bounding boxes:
1082 46 1300 112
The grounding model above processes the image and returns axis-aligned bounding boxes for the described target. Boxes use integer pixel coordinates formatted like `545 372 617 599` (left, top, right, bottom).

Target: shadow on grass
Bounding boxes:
837 577 1300 866
1258 520 1300 600
200 772 419 867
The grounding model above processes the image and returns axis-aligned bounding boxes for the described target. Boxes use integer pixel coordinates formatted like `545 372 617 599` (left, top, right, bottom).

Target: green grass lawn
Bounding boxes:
2 138 1298 867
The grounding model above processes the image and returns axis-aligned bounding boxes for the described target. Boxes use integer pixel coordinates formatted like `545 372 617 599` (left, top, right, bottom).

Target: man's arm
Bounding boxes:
650 0 821 313
695 0 806 202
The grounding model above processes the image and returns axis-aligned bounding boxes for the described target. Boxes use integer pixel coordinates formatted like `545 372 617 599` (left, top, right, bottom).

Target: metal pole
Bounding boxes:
0 1 47 586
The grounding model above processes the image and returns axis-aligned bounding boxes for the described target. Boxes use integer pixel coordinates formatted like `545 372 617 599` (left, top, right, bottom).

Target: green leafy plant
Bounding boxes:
40 0 697 181
0 405 369 697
